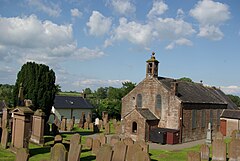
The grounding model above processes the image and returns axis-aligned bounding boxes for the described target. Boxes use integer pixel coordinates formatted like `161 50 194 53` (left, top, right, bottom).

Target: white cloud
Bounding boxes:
166 38 193 50
0 15 105 65
106 17 152 47
221 86 240 96
107 0 136 16
26 0 61 17
147 0 168 19
86 11 112 36
176 9 185 19
198 25 223 40
190 0 230 40
71 8 82 17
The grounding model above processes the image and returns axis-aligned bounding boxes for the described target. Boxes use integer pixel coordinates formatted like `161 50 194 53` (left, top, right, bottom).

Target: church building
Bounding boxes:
121 52 238 143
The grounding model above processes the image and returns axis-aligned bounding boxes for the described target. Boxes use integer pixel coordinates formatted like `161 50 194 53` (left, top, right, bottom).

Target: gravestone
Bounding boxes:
15 148 29 161
187 151 201 161
102 111 108 128
84 122 89 129
126 143 142 161
123 137 134 146
135 140 149 153
85 137 93 150
98 134 107 146
133 150 151 161
52 123 59 136
54 135 63 144
215 131 224 140
78 112 85 128
205 122 212 144
110 135 120 146
200 144 210 161
89 123 94 131
115 123 122 135
1 128 9 149
30 109 45 145
96 144 113 161
86 113 92 124
104 122 110 135
50 143 68 161
10 106 34 151
2 107 10 128
228 138 240 161
68 133 82 161
60 117 67 131
92 139 101 155
212 138 226 161
99 120 103 130
112 141 127 161
67 119 74 131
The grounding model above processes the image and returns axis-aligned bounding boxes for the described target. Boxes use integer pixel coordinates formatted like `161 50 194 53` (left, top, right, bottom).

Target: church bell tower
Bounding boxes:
146 52 159 78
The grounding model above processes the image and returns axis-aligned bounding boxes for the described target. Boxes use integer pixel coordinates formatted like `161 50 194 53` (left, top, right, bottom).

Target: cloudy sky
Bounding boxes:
0 0 240 96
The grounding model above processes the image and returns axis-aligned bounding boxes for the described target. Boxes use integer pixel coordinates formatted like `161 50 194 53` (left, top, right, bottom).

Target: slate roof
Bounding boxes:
137 108 159 121
54 95 94 109
158 77 238 109
221 109 240 119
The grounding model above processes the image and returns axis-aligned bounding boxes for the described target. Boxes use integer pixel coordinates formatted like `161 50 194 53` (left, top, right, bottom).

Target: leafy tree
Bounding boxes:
227 94 240 107
0 84 14 107
55 84 62 94
122 81 136 96
95 87 108 99
13 62 56 120
178 77 194 83
83 88 92 94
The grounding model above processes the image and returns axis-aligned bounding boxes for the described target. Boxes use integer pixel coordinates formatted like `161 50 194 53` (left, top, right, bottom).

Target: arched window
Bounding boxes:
136 94 142 108
155 94 162 110
132 122 137 133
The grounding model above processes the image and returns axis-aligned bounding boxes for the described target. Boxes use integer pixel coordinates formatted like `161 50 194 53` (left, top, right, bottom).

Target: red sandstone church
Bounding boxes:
121 52 238 143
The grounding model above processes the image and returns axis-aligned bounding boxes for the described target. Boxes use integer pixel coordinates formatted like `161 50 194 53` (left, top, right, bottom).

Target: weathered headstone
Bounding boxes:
133 150 151 161
102 111 108 128
99 120 103 130
92 139 101 155
52 123 59 136
89 123 94 131
98 134 107 146
68 133 82 161
50 143 68 161
135 140 149 153
215 131 224 140
112 141 127 161
54 135 63 144
78 112 85 128
96 144 113 161
60 117 67 131
15 148 29 161
125 143 142 161
200 144 210 161
115 123 122 135
30 109 45 145
187 151 201 161
104 122 110 135
228 138 240 161
85 137 93 150
84 122 89 130
110 135 120 146
67 119 74 131
1 128 9 149
212 138 226 161
123 137 134 146
86 113 92 124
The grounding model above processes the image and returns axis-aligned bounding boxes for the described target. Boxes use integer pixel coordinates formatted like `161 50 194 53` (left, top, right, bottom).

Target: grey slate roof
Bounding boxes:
137 108 159 121
158 77 238 109
54 95 94 109
221 109 240 119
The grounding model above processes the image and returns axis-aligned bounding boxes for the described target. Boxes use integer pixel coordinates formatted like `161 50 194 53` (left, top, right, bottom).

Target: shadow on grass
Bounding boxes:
81 149 91 153
59 131 95 136
44 136 54 143
80 155 96 161
29 146 51 157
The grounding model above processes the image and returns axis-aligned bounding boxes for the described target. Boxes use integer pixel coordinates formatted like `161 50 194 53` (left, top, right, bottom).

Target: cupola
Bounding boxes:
146 52 159 78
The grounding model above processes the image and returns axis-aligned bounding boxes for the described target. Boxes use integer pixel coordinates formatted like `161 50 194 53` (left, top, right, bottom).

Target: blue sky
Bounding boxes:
0 0 240 96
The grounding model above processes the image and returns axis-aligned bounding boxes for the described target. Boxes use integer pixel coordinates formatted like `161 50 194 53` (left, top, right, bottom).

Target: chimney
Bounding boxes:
171 81 178 95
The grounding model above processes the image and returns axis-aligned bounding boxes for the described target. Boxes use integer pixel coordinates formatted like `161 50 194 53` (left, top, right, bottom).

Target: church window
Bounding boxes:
136 94 142 108
192 110 197 129
201 110 206 128
155 94 162 110
210 109 213 124
132 122 137 133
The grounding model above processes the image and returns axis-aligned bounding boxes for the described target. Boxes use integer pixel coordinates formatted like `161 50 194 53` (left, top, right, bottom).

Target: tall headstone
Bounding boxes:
11 106 34 152
78 112 85 128
54 135 63 144
96 144 113 161
200 144 210 161
84 122 89 130
126 143 142 161
50 143 68 161
85 137 93 150
102 111 108 128
228 138 240 161
205 122 212 144
104 122 110 135
212 137 226 161
1 128 9 149
97 134 107 146
15 148 29 161
67 119 74 131
30 109 45 145
112 141 127 161
60 117 67 131
92 139 101 155
68 133 82 161
86 113 92 124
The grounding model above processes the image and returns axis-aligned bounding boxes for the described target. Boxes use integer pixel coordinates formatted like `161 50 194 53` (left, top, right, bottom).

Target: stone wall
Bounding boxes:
226 118 239 136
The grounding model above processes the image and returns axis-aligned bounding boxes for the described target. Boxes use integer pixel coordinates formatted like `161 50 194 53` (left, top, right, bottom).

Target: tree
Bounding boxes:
13 62 56 121
178 77 194 83
122 81 136 96
83 88 92 94
227 94 240 107
0 84 14 107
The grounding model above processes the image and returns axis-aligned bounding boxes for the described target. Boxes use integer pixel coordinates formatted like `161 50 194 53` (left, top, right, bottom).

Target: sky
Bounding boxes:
0 0 240 96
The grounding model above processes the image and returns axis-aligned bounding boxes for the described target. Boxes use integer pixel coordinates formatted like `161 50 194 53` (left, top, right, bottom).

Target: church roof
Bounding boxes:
158 77 238 109
54 95 94 109
221 109 240 119
136 108 159 121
